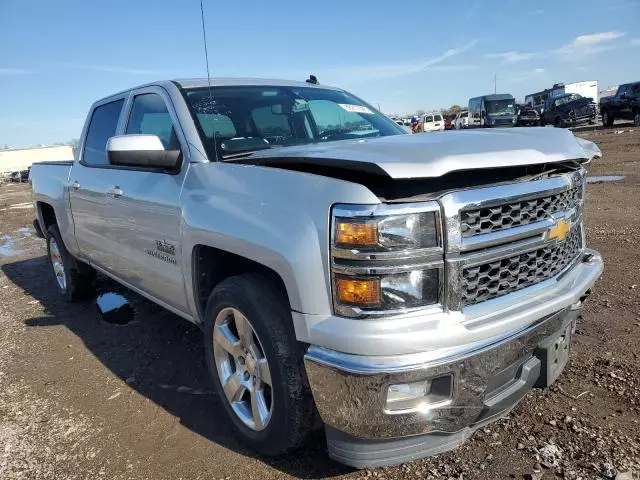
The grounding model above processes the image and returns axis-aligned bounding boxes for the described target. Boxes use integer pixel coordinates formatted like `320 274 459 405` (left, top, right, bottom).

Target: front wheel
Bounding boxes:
602 110 614 127
203 274 315 456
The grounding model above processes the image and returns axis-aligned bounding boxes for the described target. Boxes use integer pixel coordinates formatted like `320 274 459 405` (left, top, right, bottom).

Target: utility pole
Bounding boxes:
493 74 497 94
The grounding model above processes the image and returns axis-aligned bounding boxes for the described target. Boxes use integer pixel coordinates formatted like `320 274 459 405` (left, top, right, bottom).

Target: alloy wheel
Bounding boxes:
49 237 67 292
213 307 273 431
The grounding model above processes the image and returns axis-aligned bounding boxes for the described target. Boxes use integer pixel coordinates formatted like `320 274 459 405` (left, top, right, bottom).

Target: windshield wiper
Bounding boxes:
220 148 272 160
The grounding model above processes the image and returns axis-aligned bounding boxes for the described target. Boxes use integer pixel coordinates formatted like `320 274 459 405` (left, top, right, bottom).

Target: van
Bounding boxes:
420 112 445 132
468 94 518 128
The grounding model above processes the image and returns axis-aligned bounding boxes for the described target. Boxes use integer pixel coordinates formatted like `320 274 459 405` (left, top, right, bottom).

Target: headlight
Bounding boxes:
334 211 439 251
331 203 443 317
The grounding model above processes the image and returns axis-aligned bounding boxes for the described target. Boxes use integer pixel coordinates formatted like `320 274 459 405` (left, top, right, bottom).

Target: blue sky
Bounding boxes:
1 0 639 147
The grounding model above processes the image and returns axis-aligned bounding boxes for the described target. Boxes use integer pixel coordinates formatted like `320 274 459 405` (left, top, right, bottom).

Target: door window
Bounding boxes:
434 114 443 122
425 115 434 123
83 99 124 166
126 93 178 149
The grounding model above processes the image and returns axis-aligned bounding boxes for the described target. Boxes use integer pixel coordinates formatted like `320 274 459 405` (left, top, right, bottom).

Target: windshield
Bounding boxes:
554 94 583 107
183 85 404 159
485 99 516 116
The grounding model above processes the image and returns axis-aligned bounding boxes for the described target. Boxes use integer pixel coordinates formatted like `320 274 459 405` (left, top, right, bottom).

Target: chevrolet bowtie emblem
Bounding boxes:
548 219 571 241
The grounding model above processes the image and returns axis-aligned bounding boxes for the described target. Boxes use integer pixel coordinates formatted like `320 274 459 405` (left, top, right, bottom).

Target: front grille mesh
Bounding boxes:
461 225 582 306
460 185 582 237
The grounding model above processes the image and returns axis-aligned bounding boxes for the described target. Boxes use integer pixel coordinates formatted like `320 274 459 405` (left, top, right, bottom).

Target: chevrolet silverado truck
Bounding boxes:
30 79 603 468
599 81 640 127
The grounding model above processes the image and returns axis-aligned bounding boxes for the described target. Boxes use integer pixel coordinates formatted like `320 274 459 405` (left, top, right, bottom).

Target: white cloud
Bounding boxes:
320 40 479 82
631 38 640 46
555 31 626 57
0 68 33 75
486 51 538 63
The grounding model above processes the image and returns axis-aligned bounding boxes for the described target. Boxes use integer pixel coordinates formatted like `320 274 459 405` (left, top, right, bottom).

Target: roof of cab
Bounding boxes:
174 77 342 90
98 77 342 103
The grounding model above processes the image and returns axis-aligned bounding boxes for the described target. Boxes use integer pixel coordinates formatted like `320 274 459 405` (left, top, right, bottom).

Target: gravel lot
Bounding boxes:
1 129 639 480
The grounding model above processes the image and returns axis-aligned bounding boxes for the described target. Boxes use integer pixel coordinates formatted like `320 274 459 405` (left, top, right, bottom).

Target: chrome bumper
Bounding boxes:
304 251 602 440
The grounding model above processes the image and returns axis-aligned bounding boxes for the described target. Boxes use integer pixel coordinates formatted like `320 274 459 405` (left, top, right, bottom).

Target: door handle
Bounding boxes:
71 181 81 190
106 186 124 198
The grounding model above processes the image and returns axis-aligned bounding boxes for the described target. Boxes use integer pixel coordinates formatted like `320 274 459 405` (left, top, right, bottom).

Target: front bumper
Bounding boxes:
567 113 596 125
304 250 602 466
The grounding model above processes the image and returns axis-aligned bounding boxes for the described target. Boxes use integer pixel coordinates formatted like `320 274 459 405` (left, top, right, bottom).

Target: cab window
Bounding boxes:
126 93 178 149
83 99 124 166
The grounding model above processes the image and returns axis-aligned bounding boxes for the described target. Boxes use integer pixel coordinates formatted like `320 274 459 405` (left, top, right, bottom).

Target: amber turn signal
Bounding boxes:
335 221 378 247
335 277 381 306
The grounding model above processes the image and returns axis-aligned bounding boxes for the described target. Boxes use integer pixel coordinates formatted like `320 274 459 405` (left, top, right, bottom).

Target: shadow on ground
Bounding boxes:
2 256 349 479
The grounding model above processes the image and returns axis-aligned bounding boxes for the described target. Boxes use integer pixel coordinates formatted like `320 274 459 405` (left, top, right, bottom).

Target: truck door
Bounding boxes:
618 85 631 119
69 96 127 269
99 87 189 312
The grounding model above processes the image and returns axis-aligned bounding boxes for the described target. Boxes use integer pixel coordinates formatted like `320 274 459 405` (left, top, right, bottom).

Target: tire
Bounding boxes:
203 273 315 456
554 117 564 128
46 225 96 301
634 111 640 128
602 110 614 127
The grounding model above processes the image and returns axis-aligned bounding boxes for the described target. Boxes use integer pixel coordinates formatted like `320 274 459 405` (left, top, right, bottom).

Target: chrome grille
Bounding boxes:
461 225 582 306
460 185 582 237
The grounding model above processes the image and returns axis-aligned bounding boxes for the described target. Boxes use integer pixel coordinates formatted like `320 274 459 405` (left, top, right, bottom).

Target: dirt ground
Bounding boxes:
1 129 639 480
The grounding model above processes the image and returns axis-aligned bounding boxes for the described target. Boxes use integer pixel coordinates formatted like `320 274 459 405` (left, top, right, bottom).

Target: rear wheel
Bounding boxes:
634 111 640 128
554 117 564 128
203 273 315 455
602 110 614 127
46 225 95 301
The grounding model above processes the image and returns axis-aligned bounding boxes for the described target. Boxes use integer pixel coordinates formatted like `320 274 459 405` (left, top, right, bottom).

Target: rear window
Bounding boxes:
83 100 124 166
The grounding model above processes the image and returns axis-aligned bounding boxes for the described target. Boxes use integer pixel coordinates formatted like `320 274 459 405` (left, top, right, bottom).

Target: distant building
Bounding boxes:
0 145 74 174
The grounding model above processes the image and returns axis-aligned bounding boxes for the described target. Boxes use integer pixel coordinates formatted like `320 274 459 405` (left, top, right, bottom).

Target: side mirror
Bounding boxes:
107 135 181 170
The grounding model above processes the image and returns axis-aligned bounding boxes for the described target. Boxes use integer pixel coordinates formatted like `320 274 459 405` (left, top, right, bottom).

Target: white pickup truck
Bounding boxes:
30 78 603 468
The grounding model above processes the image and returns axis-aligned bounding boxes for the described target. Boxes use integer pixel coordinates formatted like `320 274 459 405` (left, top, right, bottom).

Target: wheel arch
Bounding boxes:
191 244 293 325
37 201 57 231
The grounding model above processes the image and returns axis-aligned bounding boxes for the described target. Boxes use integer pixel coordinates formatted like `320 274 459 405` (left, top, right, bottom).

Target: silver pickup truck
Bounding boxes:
30 78 603 468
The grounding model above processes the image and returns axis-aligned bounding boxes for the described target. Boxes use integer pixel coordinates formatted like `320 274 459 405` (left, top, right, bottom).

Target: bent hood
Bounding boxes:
233 127 600 179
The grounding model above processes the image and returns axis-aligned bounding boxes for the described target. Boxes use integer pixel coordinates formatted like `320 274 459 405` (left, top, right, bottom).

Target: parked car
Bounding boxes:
517 104 540 126
30 78 603 469
443 114 455 130
419 112 445 132
9 171 21 182
20 168 30 182
599 81 640 127
540 93 596 128
468 94 518 127
453 110 469 129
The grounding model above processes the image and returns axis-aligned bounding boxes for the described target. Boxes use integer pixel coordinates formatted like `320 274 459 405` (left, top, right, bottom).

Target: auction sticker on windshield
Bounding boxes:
339 104 373 114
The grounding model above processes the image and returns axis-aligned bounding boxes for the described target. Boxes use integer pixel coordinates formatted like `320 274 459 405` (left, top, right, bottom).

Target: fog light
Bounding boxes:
385 375 453 413
386 381 430 412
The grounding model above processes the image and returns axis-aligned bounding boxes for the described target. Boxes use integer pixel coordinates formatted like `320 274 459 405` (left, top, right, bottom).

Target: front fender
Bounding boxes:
181 162 381 318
